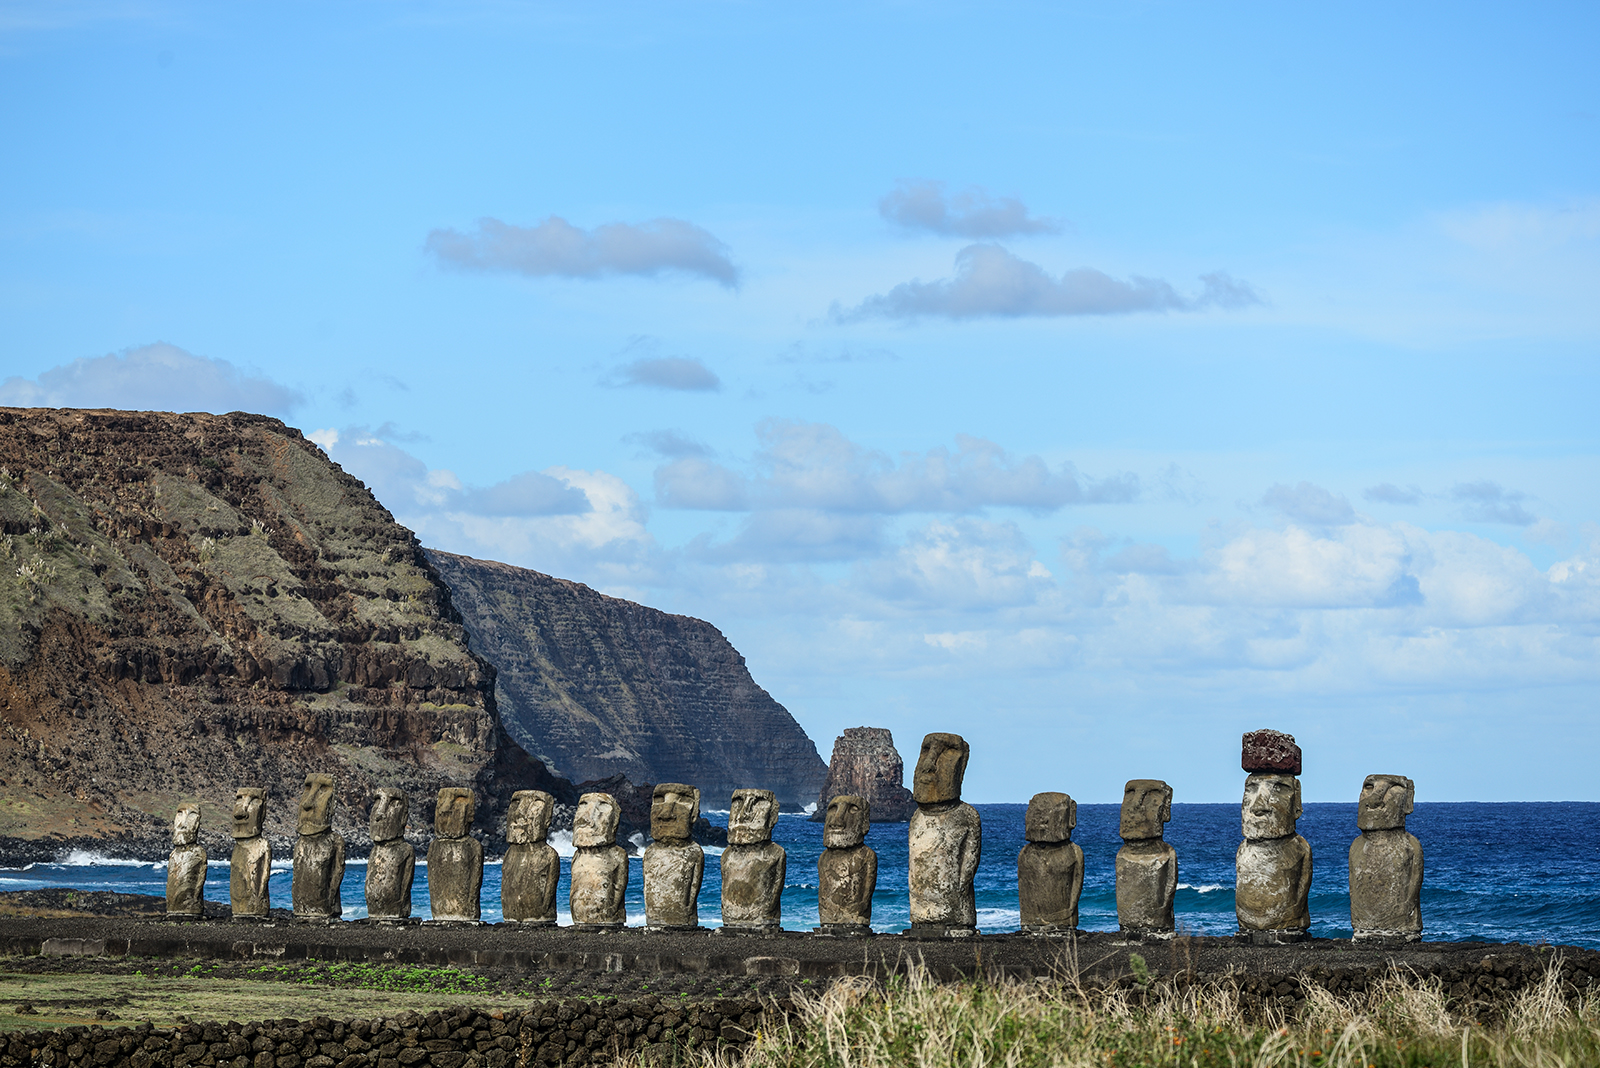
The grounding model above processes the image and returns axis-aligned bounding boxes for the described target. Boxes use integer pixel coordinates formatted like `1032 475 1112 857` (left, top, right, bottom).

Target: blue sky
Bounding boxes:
3 2 1597 803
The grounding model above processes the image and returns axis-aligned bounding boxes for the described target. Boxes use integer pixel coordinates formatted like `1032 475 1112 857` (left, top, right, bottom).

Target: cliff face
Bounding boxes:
0 408 564 853
426 550 828 808
812 727 916 823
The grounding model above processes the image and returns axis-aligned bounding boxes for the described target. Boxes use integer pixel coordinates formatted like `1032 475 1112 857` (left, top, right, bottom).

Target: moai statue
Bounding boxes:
230 787 271 920
817 794 876 935
720 788 785 931
907 733 981 936
427 787 483 923
292 773 345 922
1236 729 1312 941
1349 774 1422 941
1018 792 1083 934
165 802 207 918
364 787 415 922
502 789 560 925
643 783 704 930
570 791 628 929
1115 779 1176 936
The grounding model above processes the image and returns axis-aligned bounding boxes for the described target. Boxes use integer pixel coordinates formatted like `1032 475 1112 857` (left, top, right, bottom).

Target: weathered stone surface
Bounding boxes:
811 727 915 823
426 549 828 807
644 784 704 928
1115 779 1175 933
1018 793 1082 931
1241 729 1302 775
1350 774 1422 939
229 787 271 918
907 735 980 931
570 792 628 928
818 794 876 929
292 774 345 920
721 790 785 928
502 790 559 925
364 787 413 921
165 803 206 917
1236 772 1311 933
427 788 482 922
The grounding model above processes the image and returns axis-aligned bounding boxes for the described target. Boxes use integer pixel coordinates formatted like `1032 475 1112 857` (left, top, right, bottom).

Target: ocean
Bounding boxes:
4 802 1596 949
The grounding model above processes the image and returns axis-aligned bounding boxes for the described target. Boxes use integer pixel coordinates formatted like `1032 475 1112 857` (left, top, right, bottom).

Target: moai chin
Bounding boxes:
1236 749 1312 941
907 733 981 936
818 794 876 934
720 789 786 931
292 773 345 922
1349 774 1422 941
643 783 704 929
1018 792 1084 934
1115 779 1177 936
229 787 271 920
502 790 560 926
364 787 415 923
166 803 207 918
427 787 483 923
570 792 628 929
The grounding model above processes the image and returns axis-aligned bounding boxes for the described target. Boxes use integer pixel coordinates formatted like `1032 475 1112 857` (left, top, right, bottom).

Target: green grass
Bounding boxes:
244 961 492 995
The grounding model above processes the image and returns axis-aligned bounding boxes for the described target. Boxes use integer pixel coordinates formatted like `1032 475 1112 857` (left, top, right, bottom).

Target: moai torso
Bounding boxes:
643 784 704 928
166 803 207 917
1349 774 1423 939
364 787 414 921
1115 779 1176 933
570 792 628 928
502 790 560 925
229 788 271 918
907 733 981 930
427 787 483 922
1236 749 1312 933
721 789 786 929
1018 792 1083 931
291 774 345 920
818 795 876 929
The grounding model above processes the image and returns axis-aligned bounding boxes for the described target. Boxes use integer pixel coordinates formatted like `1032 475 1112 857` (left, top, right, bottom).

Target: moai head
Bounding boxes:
434 787 475 839
573 792 619 848
823 794 870 849
911 732 970 804
1356 774 1415 832
231 787 266 839
1119 779 1172 840
369 787 408 843
172 803 201 847
727 789 778 846
297 773 336 835
651 783 700 841
506 790 555 845
1024 791 1076 844
1242 772 1302 840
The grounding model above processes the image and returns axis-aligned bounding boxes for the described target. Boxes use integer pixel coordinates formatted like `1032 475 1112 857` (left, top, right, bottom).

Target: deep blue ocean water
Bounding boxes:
4 803 1596 948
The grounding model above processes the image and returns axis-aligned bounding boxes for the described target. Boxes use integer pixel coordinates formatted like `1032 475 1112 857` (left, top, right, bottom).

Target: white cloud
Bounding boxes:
0 342 303 415
878 180 1062 238
1363 482 1423 505
426 215 739 286
1260 481 1356 526
857 518 1054 609
1452 480 1536 526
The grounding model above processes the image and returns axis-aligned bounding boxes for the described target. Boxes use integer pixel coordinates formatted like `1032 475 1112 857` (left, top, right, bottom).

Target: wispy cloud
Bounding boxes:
1363 482 1424 505
0 342 303 415
426 215 739 286
1452 480 1536 525
624 429 713 458
878 180 1061 238
1261 481 1356 526
835 244 1260 321
608 356 721 392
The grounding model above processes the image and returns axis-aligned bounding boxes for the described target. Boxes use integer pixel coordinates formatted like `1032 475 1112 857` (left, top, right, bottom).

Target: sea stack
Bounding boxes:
165 803 206 918
907 732 981 937
1115 779 1177 937
1349 774 1423 941
1235 729 1312 943
812 727 916 823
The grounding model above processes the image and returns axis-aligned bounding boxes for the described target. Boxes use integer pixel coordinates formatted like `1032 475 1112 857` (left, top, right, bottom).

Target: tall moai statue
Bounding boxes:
364 787 415 923
721 788 786 931
427 787 483 923
1349 774 1422 941
1018 792 1083 934
907 732 981 936
292 773 346 922
643 783 704 930
502 789 560 926
817 794 876 935
1236 729 1312 942
1115 779 1176 936
165 802 207 918
570 791 628 930
230 787 271 920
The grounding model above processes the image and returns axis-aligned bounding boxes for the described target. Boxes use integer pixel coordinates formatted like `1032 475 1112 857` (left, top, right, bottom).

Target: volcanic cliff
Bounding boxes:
0 408 565 856
426 550 828 808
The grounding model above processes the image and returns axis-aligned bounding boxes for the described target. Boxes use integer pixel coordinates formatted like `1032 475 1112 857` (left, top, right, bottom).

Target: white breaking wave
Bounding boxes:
57 850 153 868
976 907 1022 928
548 829 576 859
1178 883 1229 893
703 845 725 857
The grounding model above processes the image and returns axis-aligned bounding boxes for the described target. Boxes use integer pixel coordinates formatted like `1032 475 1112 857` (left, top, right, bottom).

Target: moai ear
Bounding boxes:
1401 776 1415 815
1159 784 1173 823
1291 777 1303 821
